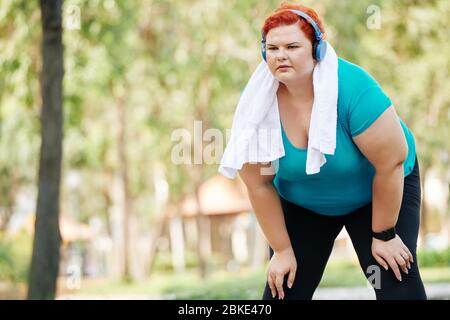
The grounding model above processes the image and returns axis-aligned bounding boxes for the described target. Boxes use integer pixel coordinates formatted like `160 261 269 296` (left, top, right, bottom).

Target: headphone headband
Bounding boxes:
286 9 323 41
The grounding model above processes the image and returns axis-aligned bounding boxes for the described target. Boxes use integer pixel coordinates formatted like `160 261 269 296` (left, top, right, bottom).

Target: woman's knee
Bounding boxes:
372 264 427 300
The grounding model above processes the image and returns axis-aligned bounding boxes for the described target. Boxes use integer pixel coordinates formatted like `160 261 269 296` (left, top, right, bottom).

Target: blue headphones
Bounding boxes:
261 9 327 62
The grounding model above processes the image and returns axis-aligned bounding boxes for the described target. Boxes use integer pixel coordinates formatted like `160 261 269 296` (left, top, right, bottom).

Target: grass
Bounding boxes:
59 260 450 299
61 268 267 300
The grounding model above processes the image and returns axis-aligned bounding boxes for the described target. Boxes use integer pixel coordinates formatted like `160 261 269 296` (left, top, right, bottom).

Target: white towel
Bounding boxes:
219 42 338 179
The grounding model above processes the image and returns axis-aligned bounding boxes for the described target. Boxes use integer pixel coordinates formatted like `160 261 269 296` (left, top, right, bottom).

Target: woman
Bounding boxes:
238 2 427 300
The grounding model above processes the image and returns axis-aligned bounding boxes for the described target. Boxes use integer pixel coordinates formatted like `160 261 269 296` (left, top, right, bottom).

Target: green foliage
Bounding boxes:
172 272 265 300
355 0 450 172
0 231 32 282
418 247 450 267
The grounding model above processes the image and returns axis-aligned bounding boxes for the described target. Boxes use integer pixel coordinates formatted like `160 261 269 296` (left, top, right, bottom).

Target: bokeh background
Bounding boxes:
0 0 449 299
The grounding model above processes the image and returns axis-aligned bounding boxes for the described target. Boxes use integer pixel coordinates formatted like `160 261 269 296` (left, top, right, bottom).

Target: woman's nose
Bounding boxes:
276 48 288 60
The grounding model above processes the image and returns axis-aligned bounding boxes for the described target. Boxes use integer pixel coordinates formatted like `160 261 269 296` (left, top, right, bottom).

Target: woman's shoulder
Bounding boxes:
338 57 382 93
336 57 392 132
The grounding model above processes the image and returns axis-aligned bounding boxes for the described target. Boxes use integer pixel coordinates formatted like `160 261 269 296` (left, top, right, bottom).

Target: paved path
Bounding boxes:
313 283 450 300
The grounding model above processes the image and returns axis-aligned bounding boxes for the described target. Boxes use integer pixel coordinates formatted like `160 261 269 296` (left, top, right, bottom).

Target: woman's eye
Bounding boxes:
267 46 298 50
267 46 299 50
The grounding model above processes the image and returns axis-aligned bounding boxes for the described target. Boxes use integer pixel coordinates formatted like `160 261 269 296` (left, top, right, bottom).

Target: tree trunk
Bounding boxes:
147 171 170 276
193 174 211 279
116 96 134 281
28 0 63 300
190 76 213 279
101 169 114 238
147 208 170 276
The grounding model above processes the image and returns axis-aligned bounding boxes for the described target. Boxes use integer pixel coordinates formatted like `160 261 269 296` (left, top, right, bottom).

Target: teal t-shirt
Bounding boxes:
273 58 417 216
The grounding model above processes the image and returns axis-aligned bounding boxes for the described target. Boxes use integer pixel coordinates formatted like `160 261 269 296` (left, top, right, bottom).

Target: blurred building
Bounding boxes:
165 174 267 272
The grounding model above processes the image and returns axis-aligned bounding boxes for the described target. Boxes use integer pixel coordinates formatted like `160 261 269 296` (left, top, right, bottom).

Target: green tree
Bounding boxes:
27 0 64 300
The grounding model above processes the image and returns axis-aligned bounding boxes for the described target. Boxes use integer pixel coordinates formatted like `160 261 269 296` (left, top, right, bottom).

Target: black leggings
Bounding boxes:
263 156 427 300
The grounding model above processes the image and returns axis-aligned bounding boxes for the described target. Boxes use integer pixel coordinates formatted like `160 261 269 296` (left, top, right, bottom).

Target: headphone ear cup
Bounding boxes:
261 41 267 61
312 41 318 60
315 40 327 61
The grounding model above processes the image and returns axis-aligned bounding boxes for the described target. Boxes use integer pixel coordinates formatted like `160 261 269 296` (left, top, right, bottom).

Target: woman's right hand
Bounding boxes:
267 246 297 299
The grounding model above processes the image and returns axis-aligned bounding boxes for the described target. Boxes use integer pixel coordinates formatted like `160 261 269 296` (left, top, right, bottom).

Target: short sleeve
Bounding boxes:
348 85 392 137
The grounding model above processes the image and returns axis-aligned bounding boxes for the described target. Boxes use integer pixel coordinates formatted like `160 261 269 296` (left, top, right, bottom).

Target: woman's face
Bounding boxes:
265 23 316 84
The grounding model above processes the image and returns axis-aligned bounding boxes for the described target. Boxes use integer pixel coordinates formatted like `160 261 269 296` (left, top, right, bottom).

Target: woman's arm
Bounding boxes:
239 162 296 299
353 105 414 280
239 162 291 252
353 106 408 229
372 164 404 233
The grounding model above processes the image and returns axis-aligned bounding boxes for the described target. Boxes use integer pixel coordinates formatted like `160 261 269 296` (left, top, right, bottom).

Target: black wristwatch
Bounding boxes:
372 227 396 241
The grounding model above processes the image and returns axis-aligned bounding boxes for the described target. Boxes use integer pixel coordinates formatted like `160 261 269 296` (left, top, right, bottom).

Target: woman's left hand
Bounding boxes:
371 235 414 281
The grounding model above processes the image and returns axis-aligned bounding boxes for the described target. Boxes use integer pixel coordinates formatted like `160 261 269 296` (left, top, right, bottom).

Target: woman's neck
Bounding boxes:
279 76 314 108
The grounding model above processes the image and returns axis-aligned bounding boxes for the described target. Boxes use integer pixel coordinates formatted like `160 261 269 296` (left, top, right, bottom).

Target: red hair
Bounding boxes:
262 2 326 45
